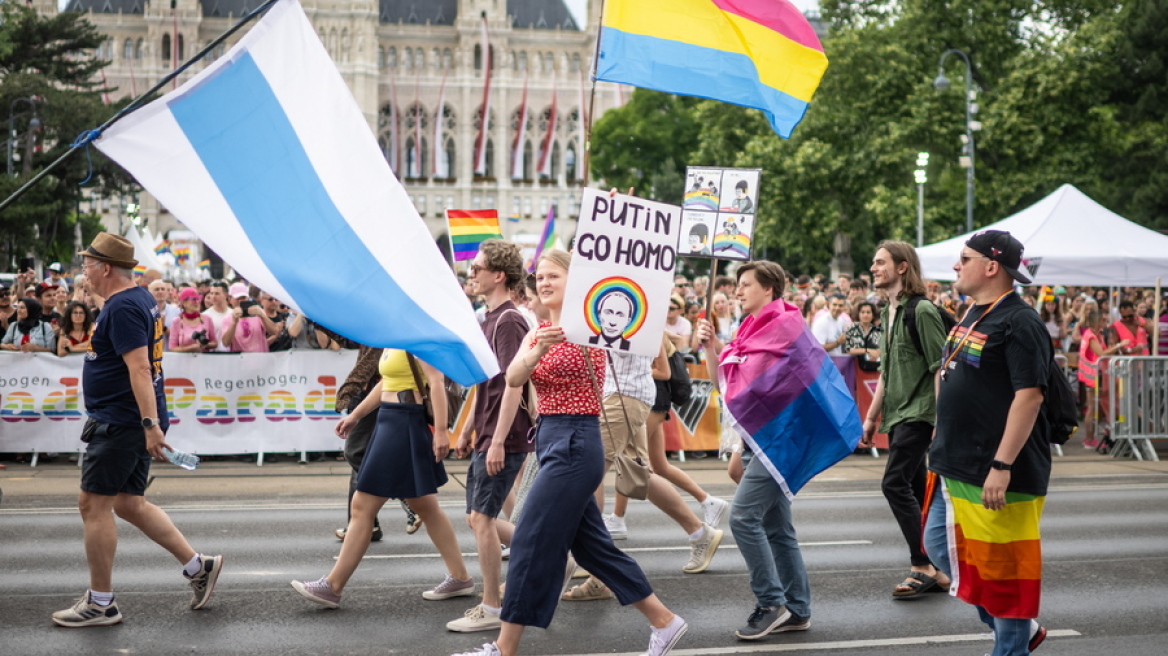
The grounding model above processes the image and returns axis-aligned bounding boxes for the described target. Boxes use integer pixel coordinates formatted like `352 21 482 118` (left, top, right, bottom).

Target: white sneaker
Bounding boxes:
682 525 723 574
500 544 510 560
446 604 502 632
604 513 628 540
451 642 502 656
641 614 688 656
701 496 730 529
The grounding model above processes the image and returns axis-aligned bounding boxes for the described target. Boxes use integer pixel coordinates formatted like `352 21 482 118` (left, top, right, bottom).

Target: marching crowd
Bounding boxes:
6 228 1166 656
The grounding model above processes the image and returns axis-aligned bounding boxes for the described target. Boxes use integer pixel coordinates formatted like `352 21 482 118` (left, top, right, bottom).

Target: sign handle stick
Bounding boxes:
704 258 719 333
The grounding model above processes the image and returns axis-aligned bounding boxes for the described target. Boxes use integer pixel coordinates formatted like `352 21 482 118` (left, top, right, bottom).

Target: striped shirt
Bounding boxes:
602 350 657 408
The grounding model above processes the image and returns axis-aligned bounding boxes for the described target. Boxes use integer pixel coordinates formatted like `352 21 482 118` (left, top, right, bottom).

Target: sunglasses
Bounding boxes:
469 264 493 275
960 254 990 264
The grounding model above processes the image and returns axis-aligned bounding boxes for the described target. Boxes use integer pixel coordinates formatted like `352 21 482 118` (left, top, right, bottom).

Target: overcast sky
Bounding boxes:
565 0 821 26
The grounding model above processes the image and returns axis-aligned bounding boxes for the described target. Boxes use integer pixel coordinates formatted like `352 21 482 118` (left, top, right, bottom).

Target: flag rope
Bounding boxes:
0 0 283 214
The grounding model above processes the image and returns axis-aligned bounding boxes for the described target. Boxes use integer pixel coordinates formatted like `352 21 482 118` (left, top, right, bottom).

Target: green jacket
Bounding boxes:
878 296 948 432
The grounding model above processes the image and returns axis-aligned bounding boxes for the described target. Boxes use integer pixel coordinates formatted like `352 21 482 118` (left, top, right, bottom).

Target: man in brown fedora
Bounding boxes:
52 232 224 628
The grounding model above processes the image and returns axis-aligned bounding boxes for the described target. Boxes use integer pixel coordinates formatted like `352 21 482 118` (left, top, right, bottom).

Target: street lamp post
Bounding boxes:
7 96 42 178
914 152 929 247
934 49 979 234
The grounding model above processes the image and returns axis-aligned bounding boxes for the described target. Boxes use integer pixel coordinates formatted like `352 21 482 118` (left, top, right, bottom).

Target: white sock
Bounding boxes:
688 526 706 541
482 604 501 615
89 589 114 606
183 553 202 578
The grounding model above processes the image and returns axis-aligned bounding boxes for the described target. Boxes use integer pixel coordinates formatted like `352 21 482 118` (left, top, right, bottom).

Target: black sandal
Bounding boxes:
892 571 946 599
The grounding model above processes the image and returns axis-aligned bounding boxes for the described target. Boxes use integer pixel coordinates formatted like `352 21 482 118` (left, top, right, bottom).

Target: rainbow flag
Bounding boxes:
133 265 147 276
507 214 521 224
597 0 828 138
718 299 861 497
154 239 171 256
197 259 211 269
936 476 1044 619
528 204 556 272
446 209 501 262
173 246 191 264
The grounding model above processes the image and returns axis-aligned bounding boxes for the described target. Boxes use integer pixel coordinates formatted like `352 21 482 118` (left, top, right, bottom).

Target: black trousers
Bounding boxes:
343 410 380 526
882 420 934 567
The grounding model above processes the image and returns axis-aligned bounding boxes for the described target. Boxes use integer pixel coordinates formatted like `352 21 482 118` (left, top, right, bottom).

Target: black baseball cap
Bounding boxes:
966 230 1032 284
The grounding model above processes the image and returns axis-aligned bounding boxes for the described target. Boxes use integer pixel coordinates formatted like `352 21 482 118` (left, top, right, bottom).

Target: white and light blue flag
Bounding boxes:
95 0 496 386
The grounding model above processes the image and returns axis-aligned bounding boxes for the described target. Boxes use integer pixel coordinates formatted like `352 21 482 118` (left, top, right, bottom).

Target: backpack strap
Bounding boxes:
903 294 927 356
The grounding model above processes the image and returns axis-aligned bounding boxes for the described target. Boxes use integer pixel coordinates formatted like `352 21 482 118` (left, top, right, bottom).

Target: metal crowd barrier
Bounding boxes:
1105 356 1168 461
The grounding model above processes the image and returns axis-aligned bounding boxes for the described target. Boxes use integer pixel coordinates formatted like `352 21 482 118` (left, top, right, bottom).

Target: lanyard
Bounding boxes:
940 291 1012 380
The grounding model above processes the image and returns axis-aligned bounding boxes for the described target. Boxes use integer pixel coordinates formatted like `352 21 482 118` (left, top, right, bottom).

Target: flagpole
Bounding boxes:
582 0 608 189
0 0 282 214
705 258 719 332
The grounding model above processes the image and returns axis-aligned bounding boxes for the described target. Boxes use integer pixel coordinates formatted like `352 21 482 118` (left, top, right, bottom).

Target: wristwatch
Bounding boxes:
141 417 159 429
990 459 1013 471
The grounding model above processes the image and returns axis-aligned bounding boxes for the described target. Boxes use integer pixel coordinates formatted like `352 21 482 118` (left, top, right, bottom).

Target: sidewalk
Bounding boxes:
4 448 1166 507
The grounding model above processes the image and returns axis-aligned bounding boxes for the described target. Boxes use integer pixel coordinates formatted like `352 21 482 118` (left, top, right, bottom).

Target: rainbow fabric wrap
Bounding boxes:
941 477 1044 619
719 299 861 497
597 0 828 138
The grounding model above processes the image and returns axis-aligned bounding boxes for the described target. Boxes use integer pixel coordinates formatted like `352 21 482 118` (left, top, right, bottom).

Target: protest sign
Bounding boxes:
561 189 682 357
682 167 761 261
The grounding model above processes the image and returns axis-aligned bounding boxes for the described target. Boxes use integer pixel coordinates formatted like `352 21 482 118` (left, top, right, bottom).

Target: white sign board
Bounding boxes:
681 167 761 261
561 189 682 357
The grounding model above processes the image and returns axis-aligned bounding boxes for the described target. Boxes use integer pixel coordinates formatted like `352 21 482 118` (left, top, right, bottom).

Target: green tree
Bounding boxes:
589 89 699 201
0 4 134 269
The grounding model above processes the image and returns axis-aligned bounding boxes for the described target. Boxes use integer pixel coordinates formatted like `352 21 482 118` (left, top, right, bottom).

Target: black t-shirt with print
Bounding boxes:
929 292 1051 496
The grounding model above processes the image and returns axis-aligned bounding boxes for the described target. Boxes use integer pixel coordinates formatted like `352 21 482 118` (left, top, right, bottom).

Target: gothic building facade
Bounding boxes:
51 0 616 243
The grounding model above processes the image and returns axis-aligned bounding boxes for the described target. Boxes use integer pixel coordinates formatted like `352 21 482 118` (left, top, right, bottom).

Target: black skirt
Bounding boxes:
355 401 448 499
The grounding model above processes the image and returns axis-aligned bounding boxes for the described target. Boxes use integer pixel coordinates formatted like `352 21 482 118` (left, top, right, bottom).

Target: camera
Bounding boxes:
238 299 258 316
192 330 210 346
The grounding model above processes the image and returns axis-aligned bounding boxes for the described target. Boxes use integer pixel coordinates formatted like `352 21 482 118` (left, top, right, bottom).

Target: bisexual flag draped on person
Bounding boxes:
719 299 862 497
596 0 828 138
93 0 497 387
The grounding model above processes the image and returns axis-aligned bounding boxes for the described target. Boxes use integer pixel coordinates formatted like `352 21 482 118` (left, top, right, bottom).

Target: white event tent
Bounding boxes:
917 184 1168 286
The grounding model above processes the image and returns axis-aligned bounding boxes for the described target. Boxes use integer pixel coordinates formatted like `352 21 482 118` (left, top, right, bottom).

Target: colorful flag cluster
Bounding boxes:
173 246 192 264
596 0 828 138
446 209 502 262
718 298 861 497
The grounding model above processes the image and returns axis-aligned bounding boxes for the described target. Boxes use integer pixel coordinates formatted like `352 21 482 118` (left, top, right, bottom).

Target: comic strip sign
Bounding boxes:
681 167 761 262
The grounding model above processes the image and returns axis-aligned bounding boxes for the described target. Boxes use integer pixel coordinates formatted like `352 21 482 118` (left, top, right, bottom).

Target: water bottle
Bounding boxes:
164 447 200 471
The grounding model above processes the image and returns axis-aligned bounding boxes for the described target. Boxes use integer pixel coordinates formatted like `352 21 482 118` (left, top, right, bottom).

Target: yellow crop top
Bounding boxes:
379 349 418 391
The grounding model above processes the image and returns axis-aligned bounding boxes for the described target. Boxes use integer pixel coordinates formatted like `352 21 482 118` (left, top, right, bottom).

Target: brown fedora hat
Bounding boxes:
77 232 139 269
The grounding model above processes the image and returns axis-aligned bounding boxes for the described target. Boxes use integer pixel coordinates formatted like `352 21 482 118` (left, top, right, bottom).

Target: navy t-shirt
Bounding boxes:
84 285 169 430
930 293 1050 495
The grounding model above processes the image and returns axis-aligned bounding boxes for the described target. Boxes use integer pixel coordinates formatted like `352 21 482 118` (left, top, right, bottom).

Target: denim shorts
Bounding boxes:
465 450 527 517
80 418 152 496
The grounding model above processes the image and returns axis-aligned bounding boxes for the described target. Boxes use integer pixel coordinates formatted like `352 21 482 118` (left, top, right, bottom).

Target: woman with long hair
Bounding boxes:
1039 295 1064 353
56 301 93 356
1078 309 1129 449
843 301 882 371
291 350 472 608
1 298 56 353
169 288 219 353
453 250 687 656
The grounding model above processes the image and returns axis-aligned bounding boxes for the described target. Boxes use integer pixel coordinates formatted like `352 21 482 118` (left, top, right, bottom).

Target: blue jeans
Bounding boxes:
924 482 1032 656
729 452 811 618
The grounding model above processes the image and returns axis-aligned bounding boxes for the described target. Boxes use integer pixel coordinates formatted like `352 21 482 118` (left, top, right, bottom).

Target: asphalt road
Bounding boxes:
2 458 1168 655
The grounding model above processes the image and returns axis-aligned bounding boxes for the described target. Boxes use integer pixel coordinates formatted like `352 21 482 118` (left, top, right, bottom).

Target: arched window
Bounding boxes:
404 47 413 70
484 139 495 178
523 141 534 180
565 142 577 181
571 53 581 73
161 34 171 62
544 52 554 74
551 141 561 179
443 137 456 180
432 48 440 69
474 44 482 71
340 28 349 63
511 50 518 72
177 34 184 60
406 137 429 179
123 38 133 60
135 39 143 59
388 46 397 68
378 103 399 175
518 51 527 72
416 48 425 70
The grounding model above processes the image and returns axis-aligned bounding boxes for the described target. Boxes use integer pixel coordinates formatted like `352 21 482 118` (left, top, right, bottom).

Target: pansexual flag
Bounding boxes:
446 209 502 262
719 298 861 497
596 0 828 138
93 0 496 386
932 475 1044 619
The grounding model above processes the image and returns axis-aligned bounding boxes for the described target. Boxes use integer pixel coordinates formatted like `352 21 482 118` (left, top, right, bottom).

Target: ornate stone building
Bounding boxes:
51 0 617 245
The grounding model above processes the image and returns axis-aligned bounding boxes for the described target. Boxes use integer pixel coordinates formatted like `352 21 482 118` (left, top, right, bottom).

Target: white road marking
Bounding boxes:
355 541 870 560
544 629 1081 655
